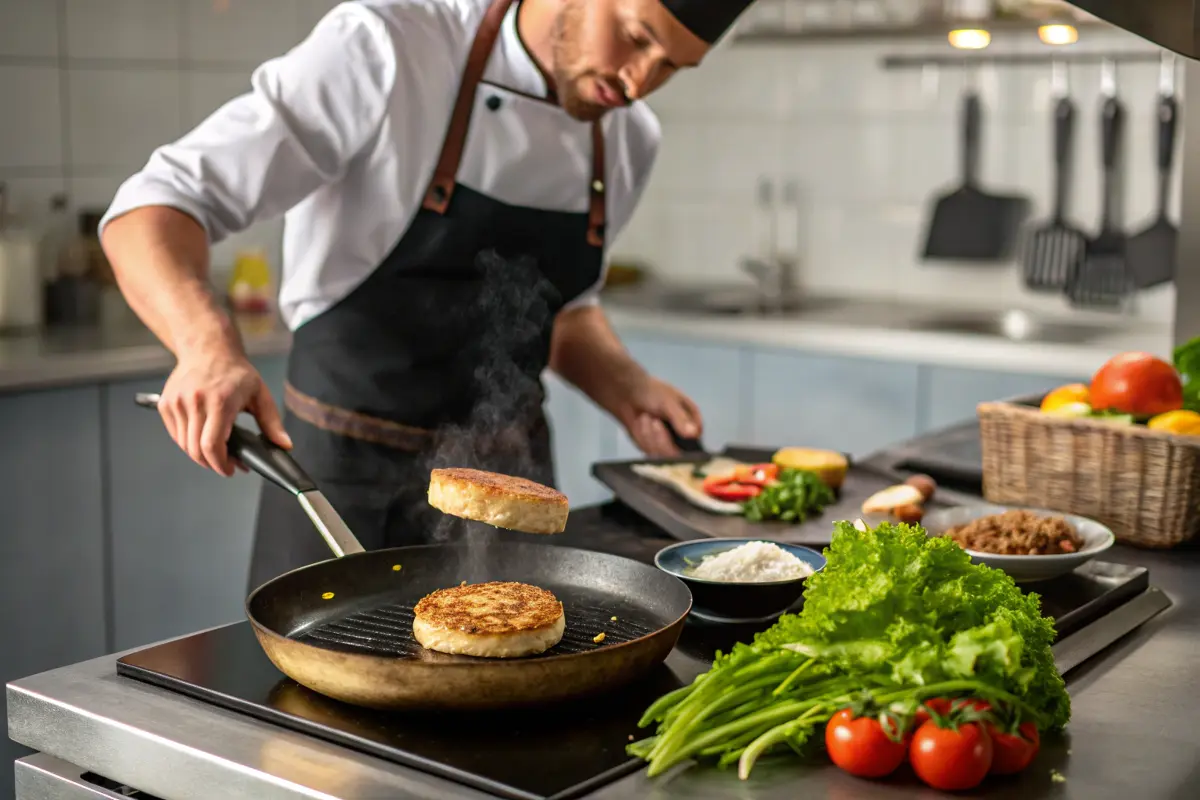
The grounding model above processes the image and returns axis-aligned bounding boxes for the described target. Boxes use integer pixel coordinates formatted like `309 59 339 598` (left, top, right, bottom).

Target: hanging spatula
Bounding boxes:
1126 53 1179 290
1022 61 1086 291
921 79 1030 262
1066 60 1132 309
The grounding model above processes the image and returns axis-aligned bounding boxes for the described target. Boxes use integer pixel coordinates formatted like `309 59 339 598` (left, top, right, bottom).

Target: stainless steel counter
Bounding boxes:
7 502 1200 800
0 315 291 394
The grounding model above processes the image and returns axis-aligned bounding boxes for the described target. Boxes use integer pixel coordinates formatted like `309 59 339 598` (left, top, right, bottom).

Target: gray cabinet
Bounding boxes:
0 387 108 800
610 334 748 459
543 371 616 508
919 366 1087 433
748 348 922 457
104 355 287 651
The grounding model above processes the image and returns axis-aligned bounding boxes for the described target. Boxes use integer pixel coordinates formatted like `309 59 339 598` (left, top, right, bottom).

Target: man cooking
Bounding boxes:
98 0 753 589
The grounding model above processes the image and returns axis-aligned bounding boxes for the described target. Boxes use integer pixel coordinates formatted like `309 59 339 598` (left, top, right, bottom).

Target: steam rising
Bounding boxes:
402 249 563 553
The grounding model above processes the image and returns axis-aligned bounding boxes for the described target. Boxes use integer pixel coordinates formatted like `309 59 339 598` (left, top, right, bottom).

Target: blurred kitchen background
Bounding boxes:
0 1 1194 795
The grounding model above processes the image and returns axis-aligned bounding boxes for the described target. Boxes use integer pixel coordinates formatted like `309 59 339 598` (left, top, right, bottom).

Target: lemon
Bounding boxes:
1044 401 1093 418
1041 383 1090 413
1147 409 1200 435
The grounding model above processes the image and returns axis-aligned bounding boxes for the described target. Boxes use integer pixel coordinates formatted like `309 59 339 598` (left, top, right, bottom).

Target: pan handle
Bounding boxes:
134 392 366 557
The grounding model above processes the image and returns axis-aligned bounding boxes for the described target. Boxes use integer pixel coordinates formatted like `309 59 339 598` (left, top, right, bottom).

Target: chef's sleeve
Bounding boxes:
99 5 397 242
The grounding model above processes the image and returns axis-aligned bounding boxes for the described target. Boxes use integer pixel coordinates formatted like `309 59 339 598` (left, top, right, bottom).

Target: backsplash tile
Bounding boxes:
0 0 60 59
67 68 184 171
0 66 63 171
64 0 181 62
181 0 304 63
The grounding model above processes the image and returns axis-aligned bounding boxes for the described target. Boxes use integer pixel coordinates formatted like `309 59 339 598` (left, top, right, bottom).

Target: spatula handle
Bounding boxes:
1157 94 1178 172
134 392 316 495
961 91 981 186
1099 95 1124 229
1052 96 1075 220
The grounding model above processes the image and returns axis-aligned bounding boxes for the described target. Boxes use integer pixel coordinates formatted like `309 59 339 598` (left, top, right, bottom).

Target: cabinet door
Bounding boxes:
611 334 748 460
921 367 1086 432
543 371 615 508
0 387 107 799
105 355 287 651
748 349 921 458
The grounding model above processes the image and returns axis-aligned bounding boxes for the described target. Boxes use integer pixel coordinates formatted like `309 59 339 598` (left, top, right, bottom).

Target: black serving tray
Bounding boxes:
591 445 955 545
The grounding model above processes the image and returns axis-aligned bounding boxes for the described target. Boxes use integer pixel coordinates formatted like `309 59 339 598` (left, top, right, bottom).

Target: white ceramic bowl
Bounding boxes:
922 504 1116 583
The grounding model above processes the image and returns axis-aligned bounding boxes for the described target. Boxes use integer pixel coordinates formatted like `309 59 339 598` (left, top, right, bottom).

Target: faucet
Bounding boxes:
739 255 798 313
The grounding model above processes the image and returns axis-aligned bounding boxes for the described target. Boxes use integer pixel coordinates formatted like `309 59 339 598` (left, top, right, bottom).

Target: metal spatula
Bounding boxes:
1067 60 1132 309
1126 54 1179 289
921 80 1030 262
1022 61 1086 291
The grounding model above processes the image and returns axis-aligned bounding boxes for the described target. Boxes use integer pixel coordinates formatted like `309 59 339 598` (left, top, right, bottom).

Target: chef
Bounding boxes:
99 0 753 588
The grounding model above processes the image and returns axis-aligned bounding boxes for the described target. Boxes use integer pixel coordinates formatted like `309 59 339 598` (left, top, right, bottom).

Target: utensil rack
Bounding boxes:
880 52 1167 69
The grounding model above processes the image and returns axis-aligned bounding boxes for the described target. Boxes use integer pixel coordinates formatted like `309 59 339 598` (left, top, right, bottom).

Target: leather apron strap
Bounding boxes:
421 0 607 247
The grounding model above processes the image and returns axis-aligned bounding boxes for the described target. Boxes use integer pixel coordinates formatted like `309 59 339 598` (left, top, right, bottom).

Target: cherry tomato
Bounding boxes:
825 708 907 779
912 697 954 729
732 463 779 486
910 720 993 791
988 722 1040 775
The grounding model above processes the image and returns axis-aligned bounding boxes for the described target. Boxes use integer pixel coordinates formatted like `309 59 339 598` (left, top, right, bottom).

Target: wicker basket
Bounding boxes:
977 400 1200 548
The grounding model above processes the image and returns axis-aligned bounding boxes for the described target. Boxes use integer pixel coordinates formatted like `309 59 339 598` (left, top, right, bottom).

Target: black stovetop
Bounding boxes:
116 613 770 800
115 553 1151 800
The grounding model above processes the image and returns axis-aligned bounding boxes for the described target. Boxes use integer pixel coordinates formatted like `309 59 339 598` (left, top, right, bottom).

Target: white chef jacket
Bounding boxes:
99 0 661 330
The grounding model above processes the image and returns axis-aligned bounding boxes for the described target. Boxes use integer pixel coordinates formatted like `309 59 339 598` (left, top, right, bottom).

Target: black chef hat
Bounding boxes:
661 0 755 44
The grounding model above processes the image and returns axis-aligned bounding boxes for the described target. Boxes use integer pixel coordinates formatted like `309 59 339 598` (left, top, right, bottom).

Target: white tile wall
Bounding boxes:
0 1 1183 323
619 26 1182 321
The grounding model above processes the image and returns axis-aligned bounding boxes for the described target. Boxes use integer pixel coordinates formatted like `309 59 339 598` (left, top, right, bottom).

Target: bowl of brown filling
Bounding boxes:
922 505 1115 583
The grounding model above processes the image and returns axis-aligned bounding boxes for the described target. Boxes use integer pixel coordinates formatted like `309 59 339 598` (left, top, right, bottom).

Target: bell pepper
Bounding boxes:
702 475 762 502
732 463 779 487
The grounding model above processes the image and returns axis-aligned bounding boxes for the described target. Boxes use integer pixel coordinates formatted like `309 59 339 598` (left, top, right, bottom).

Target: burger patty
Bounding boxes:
427 467 569 534
412 581 566 658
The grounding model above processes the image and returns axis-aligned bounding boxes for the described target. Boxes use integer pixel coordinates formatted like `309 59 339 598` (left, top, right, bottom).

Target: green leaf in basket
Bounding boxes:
1175 336 1200 413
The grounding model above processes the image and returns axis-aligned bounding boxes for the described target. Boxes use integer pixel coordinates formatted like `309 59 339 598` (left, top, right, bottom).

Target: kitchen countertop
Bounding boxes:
7 499 1200 800
0 284 1177 394
603 284 1176 378
0 313 291 394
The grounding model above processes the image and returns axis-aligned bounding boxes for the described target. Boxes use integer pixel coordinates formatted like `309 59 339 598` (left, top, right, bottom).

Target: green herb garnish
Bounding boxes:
742 468 835 523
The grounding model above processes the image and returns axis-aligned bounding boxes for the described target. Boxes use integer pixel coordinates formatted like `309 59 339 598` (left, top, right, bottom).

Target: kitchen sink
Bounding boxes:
901 310 1113 345
653 286 849 316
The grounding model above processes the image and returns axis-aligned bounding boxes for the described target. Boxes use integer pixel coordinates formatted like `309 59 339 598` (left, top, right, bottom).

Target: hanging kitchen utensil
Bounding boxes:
1066 59 1132 309
1125 53 1179 289
132 393 692 712
1022 60 1087 291
921 68 1030 262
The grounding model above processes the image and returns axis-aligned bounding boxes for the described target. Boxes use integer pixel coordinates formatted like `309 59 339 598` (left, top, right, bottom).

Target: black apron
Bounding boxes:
248 0 607 590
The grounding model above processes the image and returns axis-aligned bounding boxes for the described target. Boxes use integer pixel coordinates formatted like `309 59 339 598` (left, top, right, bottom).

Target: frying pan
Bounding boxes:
133 393 692 711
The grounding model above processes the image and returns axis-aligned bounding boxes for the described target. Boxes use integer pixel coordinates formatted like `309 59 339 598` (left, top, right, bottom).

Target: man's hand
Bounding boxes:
622 374 704 457
159 343 292 476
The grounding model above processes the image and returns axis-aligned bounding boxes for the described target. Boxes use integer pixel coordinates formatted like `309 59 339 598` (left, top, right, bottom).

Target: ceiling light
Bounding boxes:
948 28 991 50
1038 24 1079 45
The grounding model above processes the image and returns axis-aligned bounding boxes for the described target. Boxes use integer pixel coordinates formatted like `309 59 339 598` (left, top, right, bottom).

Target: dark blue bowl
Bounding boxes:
654 539 827 624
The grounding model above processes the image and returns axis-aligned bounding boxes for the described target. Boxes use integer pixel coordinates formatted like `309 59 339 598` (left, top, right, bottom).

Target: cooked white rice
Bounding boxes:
688 541 814 583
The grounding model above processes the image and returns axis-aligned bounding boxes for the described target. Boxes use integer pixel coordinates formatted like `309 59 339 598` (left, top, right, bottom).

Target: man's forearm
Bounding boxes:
548 305 646 422
101 206 243 360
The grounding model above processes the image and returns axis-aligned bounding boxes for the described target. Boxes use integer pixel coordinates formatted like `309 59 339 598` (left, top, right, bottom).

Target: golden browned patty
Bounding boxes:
412 581 566 658
427 468 569 534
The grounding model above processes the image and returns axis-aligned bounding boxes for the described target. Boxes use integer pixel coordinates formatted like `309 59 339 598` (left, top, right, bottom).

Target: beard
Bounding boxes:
550 0 621 121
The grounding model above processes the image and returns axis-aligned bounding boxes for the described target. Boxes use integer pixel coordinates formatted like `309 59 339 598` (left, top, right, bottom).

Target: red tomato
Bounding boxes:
1090 352 1184 417
910 720 993 791
825 708 907 779
912 697 954 729
701 475 761 502
988 722 1040 775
